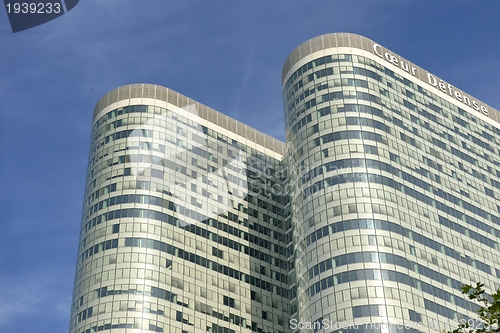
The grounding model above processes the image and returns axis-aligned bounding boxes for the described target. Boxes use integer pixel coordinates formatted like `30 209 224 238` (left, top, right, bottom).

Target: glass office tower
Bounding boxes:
70 33 500 333
282 33 500 333
69 85 290 333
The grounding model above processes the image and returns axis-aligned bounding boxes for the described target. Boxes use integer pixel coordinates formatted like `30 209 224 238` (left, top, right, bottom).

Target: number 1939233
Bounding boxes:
5 2 61 14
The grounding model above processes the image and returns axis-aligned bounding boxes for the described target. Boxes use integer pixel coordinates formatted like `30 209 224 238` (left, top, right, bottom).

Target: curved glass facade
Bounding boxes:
69 85 290 333
69 34 500 333
283 33 500 333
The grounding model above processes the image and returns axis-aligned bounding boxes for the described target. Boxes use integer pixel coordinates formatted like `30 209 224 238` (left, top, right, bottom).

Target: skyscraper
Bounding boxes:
70 85 290 333
70 33 500 333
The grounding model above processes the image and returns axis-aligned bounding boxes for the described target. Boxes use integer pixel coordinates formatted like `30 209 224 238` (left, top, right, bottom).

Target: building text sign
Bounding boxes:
372 43 488 116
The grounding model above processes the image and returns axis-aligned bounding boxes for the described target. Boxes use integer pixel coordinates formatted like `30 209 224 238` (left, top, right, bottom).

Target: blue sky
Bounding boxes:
1 1 499 332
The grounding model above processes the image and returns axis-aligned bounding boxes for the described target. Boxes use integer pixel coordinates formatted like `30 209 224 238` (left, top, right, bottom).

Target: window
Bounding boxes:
212 247 223 259
223 295 235 308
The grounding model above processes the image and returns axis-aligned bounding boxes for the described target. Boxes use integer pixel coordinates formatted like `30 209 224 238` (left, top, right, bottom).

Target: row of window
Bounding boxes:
301 156 499 247
93 105 148 132
73 250 289 315
312 129 385 150
123 237 289 297
80 238 118 262
92 105 280 173
83 181 286 245
73 301 248 333
301 251 476 312
286 58 500 172
438 215 498 249
286 65 384 117
293 188 494 259
302 218 491 275
304 90 382 114
292 101 500 187
424 299 464 321
86 153 285 223
293 227 483 276
92 285 254 330
286 75 371 113
304 268 470 322
74 256 288 328
302 170 500 256
283 52 497 141
82 206 288 269
352 305 421 323
306 251 455 287
75 323 137 333
97 285 178 303
283 53 354 93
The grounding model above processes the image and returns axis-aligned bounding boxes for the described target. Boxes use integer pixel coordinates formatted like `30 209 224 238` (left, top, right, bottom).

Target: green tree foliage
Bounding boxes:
449 282 500 333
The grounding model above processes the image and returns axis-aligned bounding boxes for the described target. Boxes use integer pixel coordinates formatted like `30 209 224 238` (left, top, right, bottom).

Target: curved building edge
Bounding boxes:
93 83 286 156
281 32 500 126
281 32 500 332
70 82 291 333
